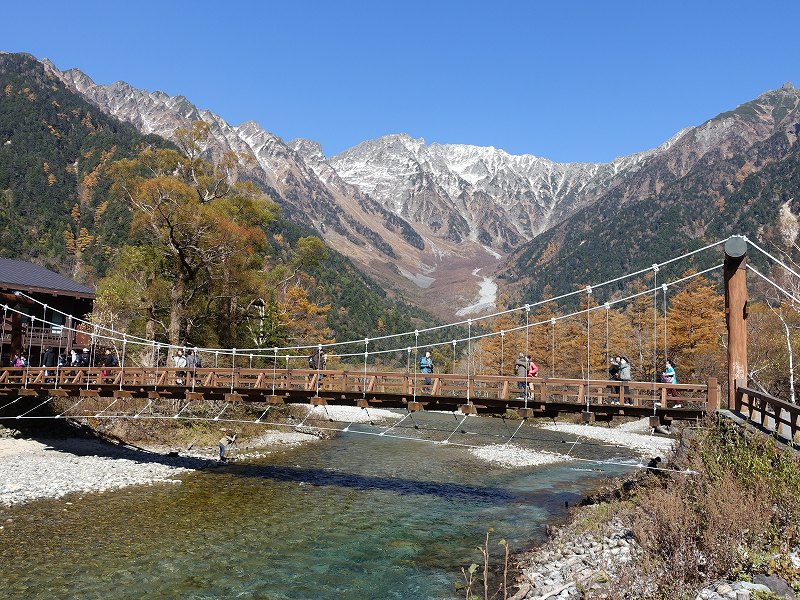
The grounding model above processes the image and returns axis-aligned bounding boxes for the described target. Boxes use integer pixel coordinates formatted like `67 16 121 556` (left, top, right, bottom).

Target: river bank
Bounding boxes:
508 420 800 600
0 414 672 508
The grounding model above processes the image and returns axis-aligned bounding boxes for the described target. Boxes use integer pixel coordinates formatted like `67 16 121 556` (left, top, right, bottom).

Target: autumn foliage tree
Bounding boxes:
102 122 277 351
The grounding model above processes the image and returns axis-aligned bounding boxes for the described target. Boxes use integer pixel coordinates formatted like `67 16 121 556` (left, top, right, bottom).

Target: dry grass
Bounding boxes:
607 417 800 598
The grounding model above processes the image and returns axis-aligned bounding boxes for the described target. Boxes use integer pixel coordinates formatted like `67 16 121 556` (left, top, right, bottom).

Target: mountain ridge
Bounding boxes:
45 54 800 316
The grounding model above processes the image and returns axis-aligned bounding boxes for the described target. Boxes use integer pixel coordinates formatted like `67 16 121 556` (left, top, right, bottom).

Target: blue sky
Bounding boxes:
5 1 800 162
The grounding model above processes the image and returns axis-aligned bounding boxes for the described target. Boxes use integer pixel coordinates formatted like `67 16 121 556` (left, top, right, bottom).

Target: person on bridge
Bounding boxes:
618 356 632 404
42 347 58 382
527 356 539 399
219 430 236 461
173 349 187 385
608 356 621 399
514 352 527 399
662 359 680 405
102 348 118 383
420 351 434 388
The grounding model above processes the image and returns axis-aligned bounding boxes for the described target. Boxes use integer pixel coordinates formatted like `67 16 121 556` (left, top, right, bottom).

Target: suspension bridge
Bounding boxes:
0 235 798 447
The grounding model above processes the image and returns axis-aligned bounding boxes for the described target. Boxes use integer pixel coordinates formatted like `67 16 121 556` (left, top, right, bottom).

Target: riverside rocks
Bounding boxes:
514 517 638 599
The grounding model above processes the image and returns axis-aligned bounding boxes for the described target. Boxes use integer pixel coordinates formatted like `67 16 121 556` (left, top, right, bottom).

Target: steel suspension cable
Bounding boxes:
652 264 659 410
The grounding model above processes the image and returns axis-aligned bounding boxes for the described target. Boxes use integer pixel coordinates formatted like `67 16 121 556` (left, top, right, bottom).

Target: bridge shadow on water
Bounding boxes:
224 462 517 504
14 420 518 505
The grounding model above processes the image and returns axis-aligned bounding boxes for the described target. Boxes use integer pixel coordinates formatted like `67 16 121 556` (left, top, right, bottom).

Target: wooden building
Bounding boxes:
0 259 95 366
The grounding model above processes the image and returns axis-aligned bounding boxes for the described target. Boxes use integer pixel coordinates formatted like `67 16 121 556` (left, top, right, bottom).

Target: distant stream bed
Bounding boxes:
0 415 638 599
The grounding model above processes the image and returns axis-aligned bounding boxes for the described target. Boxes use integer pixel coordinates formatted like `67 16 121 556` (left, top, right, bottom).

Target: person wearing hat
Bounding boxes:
219 429 236 461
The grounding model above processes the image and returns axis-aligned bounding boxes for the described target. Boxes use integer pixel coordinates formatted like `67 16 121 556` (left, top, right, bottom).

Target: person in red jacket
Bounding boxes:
527 356 539 399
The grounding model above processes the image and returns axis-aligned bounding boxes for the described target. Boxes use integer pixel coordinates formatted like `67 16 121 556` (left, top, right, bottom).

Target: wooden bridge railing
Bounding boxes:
0 366 717 412
736 386 800 444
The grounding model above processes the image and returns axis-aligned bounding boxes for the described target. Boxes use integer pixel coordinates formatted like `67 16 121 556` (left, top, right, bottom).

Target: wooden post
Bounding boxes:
724 236 748 410
706 377 719 412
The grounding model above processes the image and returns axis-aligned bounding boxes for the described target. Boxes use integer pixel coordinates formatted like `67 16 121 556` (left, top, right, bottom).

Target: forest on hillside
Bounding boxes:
0 53 429 354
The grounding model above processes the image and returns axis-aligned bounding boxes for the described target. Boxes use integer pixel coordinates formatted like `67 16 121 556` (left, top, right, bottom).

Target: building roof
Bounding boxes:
0 259 95 299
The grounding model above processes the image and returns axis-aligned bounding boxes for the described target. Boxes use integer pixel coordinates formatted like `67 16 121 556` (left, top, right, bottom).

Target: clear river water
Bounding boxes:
0 414 639 599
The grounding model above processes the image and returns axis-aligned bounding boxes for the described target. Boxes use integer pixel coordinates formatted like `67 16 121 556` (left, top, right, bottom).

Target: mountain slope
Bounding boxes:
0 52 431 343
0 52 172 280
499 83 800 302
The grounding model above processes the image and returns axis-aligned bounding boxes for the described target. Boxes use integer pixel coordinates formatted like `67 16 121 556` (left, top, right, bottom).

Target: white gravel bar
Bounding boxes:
470 443 571 468
0 438 191 506
294 404 402 423
540 422 676 456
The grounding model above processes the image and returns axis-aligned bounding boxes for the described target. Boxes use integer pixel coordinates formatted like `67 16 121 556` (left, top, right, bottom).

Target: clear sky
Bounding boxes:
4 0 800 163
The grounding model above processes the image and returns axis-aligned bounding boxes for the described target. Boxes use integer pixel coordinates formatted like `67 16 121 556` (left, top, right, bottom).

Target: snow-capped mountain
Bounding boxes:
328 133 681 251
48 58 800 318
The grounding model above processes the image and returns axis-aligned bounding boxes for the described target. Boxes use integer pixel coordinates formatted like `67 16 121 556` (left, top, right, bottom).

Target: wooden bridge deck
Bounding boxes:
0 366 718 423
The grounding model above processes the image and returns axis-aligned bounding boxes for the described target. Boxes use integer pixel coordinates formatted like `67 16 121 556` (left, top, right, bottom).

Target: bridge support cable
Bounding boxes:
551 317 556 377
661 284 668 365
411 343 417 402
0 305 7 367
315 343 322 398
213 402 230 422
56 395 87 418
119 335 127 391
153 343 160 392
38 304 47 381
524 307 530 409
10 238 730 361
467 319 472 405
133 399 154 419
53 307 65 390
378 411 412 436
585 287 592 412
0 396 22 412
362 338 370 398
652 264 659 413
94 397 121 418
271 348 278 396
230 349 236 394
172 400 192 420
500 330 505 376
747 264 800 304
441 413 469 444
15 396 54 419
603 302 609 376
24 315 35 388
502 418 526 446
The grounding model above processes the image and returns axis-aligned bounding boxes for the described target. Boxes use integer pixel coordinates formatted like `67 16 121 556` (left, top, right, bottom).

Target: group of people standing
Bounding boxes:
608 356 679 405
608 355 632 403
513 352 538 399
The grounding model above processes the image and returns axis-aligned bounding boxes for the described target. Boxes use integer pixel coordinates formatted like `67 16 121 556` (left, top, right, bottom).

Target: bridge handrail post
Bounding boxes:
706 377 719 412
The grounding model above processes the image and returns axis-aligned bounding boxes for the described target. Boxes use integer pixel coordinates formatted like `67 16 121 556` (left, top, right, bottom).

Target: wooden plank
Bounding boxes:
19 388 38 396
310 396 327 406
224 393 243 403
185 392 204 401
267 395 284 405
460 404 478 415
407 401 423 412
113 390 132 399
80 389 99 397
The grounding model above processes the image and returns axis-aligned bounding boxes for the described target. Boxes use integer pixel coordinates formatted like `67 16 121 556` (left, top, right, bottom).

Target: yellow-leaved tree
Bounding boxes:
666 271 725 383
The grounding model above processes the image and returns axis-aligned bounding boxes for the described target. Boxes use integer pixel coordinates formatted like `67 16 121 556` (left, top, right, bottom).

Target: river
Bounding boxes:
0 413 639 599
